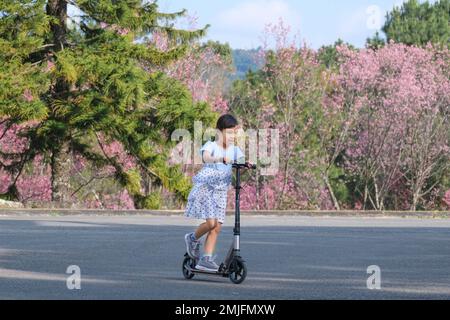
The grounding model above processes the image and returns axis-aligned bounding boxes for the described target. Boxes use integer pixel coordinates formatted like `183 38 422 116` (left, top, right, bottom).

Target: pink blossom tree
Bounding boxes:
335 42 450 210
228 19 334 210
0 120 137 209
143 14 234 113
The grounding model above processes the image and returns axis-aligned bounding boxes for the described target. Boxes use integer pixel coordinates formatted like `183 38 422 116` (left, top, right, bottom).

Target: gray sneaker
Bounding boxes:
185 233 201 259
195 255 220 272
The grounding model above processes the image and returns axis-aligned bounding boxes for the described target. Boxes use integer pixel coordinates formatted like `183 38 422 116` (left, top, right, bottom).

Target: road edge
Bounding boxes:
0 208 449 219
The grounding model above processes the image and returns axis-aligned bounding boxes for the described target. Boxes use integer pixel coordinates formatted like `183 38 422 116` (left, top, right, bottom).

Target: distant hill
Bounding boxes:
230 48 263 80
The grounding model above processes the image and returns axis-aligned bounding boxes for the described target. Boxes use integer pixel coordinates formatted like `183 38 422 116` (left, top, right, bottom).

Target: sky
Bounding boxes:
155 0 434 49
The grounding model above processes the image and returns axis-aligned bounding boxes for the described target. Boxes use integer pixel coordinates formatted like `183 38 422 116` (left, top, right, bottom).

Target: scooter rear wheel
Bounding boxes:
229 257 247 284
182 255 195 279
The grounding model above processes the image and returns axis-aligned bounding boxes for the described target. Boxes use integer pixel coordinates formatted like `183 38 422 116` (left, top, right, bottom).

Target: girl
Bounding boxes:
184 114 245 272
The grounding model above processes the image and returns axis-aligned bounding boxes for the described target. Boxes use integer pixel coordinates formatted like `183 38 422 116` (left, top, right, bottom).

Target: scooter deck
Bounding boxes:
186 265 227 275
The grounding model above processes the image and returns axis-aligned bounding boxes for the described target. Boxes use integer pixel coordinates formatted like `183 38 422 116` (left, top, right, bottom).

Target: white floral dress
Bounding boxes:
184 141 244 224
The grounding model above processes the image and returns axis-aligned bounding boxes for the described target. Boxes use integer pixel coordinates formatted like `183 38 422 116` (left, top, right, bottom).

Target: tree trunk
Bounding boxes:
51 140 72 206
142 168 152 196
255 170 260 210
411 192 419 212
263 176 269 210
374 180 382 210
47 0 71 206
323 173 340 210
363 184 368 210
46 0 68 52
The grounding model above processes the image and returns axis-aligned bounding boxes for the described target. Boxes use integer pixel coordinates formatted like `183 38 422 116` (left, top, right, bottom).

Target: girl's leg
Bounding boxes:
204 221 222 255
194 219 217 240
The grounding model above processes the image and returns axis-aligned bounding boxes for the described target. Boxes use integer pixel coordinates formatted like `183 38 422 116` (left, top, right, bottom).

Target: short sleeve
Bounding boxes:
200 141 215 156
232 146 245 162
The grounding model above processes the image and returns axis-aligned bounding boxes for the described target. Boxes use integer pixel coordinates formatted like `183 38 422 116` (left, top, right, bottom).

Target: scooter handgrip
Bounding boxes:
245 163 256 169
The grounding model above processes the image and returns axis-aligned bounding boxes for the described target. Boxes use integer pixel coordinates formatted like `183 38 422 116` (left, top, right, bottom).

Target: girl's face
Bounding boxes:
222 127 237 146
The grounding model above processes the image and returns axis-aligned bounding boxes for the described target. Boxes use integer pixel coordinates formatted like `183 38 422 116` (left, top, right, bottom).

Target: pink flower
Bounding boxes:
117 28 130 36
354 201 363 210
443 190 450 209
23 89 34 102
45 60 55 72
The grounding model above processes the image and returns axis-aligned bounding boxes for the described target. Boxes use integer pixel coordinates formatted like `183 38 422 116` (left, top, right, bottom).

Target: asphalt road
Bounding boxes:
0 214 449 300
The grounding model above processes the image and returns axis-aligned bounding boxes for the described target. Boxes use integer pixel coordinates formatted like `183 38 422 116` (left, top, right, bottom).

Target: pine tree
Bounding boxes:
0 0 216 208
382 0 450 47
317 39 356 70
366 31 385 50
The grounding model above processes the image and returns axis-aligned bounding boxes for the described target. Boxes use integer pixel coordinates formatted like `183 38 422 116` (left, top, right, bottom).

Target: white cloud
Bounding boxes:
216 0 301 32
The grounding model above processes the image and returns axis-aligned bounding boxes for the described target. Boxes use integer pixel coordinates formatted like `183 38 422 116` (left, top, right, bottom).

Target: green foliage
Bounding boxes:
123 169 142 195
200 40 233 66
382 0 450 47
55 51 79 85
328 164 350 204
317 39 356 69
0 0 54 121
143 192 161 210
0 0 216 209
0 184 20 201
366 31 386 50
227 70 269 125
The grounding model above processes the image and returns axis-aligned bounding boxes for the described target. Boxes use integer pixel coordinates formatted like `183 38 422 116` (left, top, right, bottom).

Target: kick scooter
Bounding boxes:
182 162 256 284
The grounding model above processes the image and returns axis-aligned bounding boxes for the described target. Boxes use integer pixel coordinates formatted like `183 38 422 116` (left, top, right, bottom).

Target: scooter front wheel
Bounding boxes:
182 255 195 280
229 257 247 284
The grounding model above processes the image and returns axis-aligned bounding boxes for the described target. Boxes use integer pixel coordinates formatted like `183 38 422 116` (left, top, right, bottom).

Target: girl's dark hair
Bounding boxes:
216 114 238 131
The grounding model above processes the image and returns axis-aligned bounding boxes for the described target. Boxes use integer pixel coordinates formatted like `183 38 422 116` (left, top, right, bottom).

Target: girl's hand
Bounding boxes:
222 156 231 164
245 162 257 169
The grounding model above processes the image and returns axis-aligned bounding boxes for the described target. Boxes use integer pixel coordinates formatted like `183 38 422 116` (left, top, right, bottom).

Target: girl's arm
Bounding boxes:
236 156 246 164
202 151 230 164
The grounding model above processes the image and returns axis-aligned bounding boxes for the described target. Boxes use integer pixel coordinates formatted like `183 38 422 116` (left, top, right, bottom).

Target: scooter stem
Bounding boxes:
234 166 241 237
233 166 241 252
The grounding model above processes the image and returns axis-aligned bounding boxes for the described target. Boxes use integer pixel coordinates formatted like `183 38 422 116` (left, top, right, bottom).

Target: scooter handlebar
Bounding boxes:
232 162 256 170
248 163 257 170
